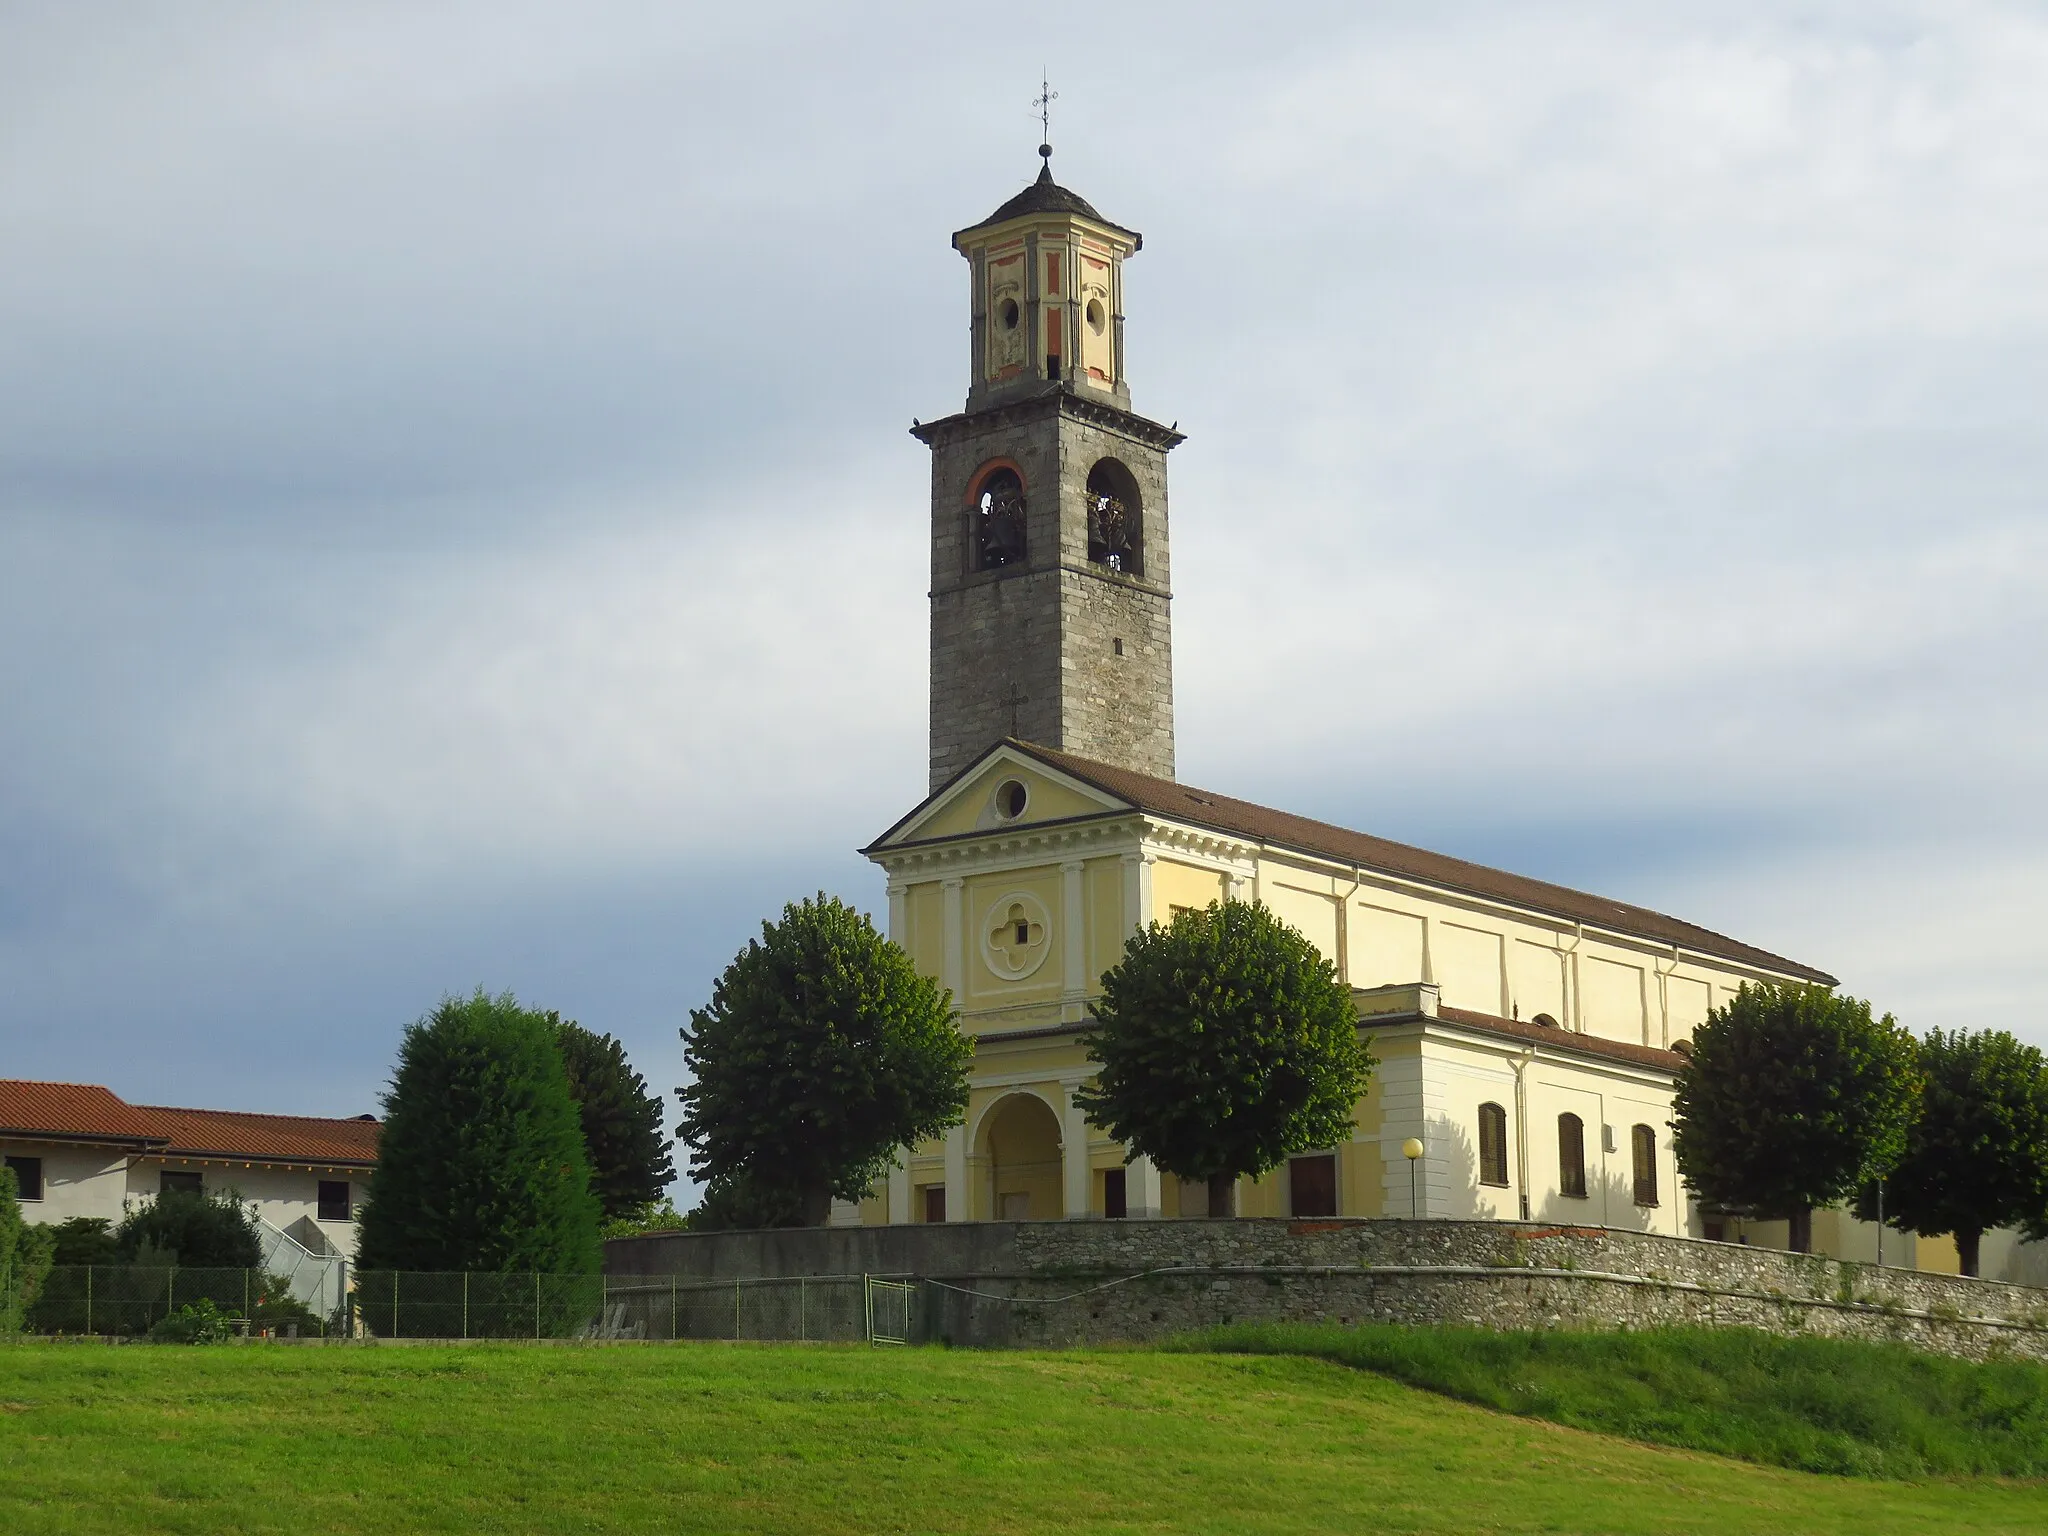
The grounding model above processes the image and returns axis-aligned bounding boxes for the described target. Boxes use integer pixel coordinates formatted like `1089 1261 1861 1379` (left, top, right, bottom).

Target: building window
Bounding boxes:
160 1169 203 1197
1104 1167 1127 1220
1477 1103 1509 1187
1557 1114 1587 1199
1632 1124 1659 1206
4 1155 43 1202
318 1180 352 1222
922 1185 946 1224
973 467 1027 570
1289 1154 1337 1218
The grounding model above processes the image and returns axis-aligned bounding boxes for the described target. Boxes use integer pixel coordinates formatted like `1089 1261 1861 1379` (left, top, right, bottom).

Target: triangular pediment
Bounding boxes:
863 740 1136 853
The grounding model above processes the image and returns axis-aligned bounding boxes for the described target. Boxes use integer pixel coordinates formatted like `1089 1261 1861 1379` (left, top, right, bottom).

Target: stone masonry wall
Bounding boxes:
923 393 1176 790
607 1218 2048 1360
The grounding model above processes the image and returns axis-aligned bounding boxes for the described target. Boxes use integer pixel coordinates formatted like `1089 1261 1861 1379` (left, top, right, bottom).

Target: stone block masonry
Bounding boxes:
607 1218 2048 1360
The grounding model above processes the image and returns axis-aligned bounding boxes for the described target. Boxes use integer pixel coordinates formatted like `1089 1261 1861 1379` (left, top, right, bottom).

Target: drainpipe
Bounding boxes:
1510 1045 1535 1222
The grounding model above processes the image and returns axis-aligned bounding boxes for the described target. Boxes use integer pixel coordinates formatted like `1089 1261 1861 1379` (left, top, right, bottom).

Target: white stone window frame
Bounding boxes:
980 890 1055 982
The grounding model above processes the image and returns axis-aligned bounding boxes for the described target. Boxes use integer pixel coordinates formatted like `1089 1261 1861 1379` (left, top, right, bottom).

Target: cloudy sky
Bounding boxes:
4 3 2044 1194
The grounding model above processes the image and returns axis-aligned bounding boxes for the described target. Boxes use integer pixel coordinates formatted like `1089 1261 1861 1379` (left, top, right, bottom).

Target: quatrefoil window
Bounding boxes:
981 892 1053 981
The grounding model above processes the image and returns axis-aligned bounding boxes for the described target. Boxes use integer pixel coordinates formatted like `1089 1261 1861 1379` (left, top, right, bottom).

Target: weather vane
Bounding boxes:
1033 73 1058 163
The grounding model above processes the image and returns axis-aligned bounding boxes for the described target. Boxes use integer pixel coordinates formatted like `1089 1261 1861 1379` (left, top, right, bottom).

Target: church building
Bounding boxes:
849 152 1935 1269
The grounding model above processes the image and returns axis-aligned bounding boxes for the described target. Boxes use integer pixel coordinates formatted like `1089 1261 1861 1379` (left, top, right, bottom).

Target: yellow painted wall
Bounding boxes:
1263 879 1338 959
906 760 1110 841
1152 859 1225 920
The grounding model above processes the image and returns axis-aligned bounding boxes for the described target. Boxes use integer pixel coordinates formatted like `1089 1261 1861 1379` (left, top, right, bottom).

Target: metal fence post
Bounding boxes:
244 1270 251 1322
734 1278 741 1341
800 1277 807 1343
670 1274 676 1341
86 1266 93 1336
393 1269 400 1340
462 1272 470 1340
534 1271 541 1341
167 1266 175 1325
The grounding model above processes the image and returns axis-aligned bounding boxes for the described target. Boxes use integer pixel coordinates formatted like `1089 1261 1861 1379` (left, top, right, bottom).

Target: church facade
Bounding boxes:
848 156 1939 1270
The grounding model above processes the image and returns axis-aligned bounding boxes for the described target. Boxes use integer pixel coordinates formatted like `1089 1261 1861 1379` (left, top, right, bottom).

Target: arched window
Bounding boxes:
1085 460 1141 576
1557 1113 1587 1199
1477 1103 1509 1187
974 467 1026 571
1632 1124 1659 1206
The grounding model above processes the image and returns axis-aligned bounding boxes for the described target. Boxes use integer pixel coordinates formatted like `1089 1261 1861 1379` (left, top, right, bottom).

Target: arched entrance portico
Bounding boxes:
977 1091 1066 1220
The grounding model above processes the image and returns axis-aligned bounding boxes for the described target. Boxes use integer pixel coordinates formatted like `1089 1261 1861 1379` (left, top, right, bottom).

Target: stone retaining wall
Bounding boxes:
606 1219 2048 1359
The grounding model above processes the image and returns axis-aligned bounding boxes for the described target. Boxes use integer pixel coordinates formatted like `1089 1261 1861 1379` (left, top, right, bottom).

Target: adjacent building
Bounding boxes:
0 1079 377 1259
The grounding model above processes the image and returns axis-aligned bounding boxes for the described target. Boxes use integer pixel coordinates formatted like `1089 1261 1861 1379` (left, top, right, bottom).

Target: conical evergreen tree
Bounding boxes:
357 991 602 1273
547 1015 676 1222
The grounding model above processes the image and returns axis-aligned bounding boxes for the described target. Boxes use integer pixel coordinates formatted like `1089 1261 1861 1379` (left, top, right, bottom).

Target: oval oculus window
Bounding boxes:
994 779 1029 820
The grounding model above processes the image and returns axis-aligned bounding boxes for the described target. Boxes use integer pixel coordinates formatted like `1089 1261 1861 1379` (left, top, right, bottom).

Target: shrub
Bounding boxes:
117 1188 263 1269
2 1165 56 1332
45 1216 121 1267
599 1200 689 1241
149 1298 236 1344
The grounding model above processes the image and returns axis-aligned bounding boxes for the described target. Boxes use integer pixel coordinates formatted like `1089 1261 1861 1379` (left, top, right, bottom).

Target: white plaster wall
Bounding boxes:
2 1141 132 1225
128 1159 364 1259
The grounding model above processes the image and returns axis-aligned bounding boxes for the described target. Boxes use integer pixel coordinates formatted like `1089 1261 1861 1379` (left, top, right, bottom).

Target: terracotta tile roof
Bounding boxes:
0 1080 168 1146
0 1080 379 1166
137 1105 380 1167
1001 741 1836 986
1429 1006 1687 1073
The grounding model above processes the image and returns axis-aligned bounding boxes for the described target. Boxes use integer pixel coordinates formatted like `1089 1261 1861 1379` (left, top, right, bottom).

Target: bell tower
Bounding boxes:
914 148 1184 792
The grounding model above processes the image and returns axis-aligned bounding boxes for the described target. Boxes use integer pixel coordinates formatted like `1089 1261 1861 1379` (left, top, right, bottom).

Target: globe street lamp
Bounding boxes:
1402 1137 1424 1219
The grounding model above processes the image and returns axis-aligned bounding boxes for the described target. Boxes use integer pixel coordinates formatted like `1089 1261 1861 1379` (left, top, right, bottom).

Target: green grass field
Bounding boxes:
3 1341 2047 1535
1184 1324 2048 1479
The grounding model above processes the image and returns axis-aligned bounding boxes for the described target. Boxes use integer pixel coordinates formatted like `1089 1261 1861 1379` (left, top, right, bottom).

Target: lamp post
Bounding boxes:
1402 1137 1424 1219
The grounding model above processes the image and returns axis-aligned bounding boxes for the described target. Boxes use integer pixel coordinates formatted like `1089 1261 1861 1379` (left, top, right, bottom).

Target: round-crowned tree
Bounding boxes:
1864 1029 2048 1277
357 991 602 1274
678 894 970 1228
1672 982 1920 1252
1 1165 55 1334
547 1015 677 1223
1075 900 1373 1217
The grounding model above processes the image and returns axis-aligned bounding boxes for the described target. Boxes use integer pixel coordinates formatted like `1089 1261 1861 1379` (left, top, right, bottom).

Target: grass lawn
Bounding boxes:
2 1342 2045 1535
1185 1324 2048 1480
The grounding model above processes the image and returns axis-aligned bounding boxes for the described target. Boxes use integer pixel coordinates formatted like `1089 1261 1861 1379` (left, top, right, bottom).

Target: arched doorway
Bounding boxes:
979 1093 1065 1221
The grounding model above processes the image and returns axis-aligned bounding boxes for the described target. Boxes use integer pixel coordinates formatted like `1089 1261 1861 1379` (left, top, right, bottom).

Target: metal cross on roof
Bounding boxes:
1033 74 1058 161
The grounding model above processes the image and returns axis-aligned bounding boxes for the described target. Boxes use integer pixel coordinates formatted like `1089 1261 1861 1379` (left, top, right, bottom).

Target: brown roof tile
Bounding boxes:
1429 1006 1687 1073
0 1080 167 1146
1003 741 1835 985
138 1105 380 1167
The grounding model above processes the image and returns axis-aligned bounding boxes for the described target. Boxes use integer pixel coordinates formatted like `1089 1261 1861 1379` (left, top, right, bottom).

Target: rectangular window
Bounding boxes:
1477 1103 1510 1187
318 1180 351 1222
4 1155 43 1202
922 1185 946 1224
1289 1154 1338 1218
1631 1125 1659 1207
1103 1167 1127 1220
1557 1115 1588 1199
160 1169 203 1197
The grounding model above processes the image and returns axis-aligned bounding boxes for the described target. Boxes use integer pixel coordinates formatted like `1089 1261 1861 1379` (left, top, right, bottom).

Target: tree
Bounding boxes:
1075 900 1373 1218
46 1217 121 1267
2 1165 55 1332
356 990 603 1274
547 1014 677 1222
117 1188 262 1268
1672 982 1921 1252
1862 1029 2048 1278
678 894 970 1227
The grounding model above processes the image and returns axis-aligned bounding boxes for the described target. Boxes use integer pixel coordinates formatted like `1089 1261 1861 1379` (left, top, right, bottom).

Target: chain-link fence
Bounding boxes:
15 1265 919 1343
29 1266 340 1337
356 1272 915 1343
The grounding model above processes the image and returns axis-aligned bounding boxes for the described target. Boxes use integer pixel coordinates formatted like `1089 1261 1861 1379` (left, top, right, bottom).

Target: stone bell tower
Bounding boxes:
913 148 1184 793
